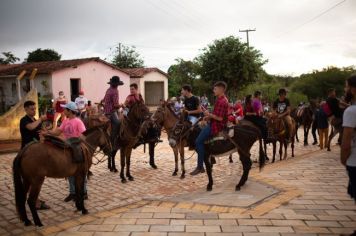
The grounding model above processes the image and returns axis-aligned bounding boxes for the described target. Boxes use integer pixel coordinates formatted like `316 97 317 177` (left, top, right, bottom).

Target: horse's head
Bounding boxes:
151 105 165 126
128 101 150 123
266 113 285 137
168 121 190 148
83 123 112 155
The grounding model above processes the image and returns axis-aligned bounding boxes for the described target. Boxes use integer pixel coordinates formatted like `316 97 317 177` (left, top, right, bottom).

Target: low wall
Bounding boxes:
0 89 38 141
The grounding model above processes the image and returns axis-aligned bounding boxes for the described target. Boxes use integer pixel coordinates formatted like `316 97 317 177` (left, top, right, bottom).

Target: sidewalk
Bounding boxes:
30 147 356 236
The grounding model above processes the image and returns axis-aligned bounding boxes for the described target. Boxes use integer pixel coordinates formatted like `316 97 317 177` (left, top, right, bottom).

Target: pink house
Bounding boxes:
0 58 130 112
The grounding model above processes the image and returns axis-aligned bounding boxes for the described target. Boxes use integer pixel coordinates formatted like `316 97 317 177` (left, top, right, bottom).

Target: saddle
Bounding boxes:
44 135 84 163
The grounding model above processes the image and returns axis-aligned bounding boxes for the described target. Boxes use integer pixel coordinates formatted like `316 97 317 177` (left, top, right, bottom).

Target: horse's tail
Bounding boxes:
258 135 266 171
13 152 27 222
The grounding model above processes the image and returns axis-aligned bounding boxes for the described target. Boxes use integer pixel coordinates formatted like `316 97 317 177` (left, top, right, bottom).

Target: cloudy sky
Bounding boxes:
0 0 355 75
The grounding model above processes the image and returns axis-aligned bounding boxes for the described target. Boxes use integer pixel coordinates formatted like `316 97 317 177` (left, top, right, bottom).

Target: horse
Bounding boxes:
291 105 314 146
151 102 188 178
266 113 296 162
326 117 343 151
168 121 266 191
13 125 112 227
108 101 150 183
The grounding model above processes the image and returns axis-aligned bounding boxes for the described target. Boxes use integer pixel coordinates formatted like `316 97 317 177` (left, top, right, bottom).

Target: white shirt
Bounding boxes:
343 103 356 167
75 96 88 110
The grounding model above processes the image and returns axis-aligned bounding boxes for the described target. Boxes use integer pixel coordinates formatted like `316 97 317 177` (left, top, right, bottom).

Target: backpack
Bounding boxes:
321 102 332 117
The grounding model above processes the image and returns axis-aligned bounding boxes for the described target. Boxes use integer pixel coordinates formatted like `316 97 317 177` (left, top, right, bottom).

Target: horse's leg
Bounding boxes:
27 177 44 227
149 142 157 169
22 179 32 226
120 149 127 183
327 127 335 151
279 140 283 161
204 154 213 191
283 140 287 160
236 152 252 191
75 173 88 215
264 140 269 161
229 154 233 163
126 148 134 181
111 149 118 172
172 147 179 176
179 144 185 179
291 136 295 157
295 123 300 142
272 141 276 163
304 125 309 146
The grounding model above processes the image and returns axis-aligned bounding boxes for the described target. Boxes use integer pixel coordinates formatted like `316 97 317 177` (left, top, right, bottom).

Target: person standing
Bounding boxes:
44 102 87 202
273 88 293 142
191 81 229 175
20 100 50 210
75 90 88 120
341 75 356 205
315 102 329 149
181 84 202 125
102 76 124 149
52 91 67 128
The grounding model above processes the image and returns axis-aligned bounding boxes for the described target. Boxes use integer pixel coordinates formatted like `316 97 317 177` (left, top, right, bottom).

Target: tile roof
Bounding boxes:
0 57 127 76
122 67 168 78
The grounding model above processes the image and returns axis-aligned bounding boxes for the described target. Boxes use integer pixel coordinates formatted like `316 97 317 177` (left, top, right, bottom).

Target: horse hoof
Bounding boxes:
235 186 241 191
172 172 178 176
82 209 88 215
128 176 134 181
327 148 331 152
207 185 213 191
121 179 127 183
180 174 185 179
113 168 118 173
24 219 32 226
150 163 158 169
304 143 308 146
36 222 43 227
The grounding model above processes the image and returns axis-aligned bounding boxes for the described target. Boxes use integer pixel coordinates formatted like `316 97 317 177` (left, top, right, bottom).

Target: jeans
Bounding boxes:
69 176 87 195
195 125 211 169
108 111 120 148
188 115 199 125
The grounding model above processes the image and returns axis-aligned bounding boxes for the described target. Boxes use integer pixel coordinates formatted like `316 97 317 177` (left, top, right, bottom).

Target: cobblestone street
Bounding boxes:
0 131 355 235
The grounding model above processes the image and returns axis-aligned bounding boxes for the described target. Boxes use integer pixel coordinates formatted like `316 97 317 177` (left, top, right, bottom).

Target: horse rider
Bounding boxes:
20 100 50 210
75 90 88 120
273 88 293 142
43 102 88 202
181 84 202 125
123 83 144 113
191 81 229 175
102 75 124 149
244 91 268 140
52 91 67 128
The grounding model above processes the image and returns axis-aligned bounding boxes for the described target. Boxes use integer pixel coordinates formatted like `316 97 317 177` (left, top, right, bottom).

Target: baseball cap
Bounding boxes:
60 102 78 112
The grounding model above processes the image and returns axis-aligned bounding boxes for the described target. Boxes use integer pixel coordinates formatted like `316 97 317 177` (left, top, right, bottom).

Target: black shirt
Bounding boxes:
20 115 41 149
326 97 342 118
273 98 290 114
184 96 200 117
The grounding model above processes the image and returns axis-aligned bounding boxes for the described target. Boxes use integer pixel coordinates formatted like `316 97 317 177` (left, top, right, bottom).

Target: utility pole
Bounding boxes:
118 43 122 59
239 28 256 48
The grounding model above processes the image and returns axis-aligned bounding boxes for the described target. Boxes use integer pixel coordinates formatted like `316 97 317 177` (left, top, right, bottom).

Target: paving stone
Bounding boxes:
79 225 115 232
238 219 272 226
186 213 218 219
113 225 149 232
221 225 258 233
153 213 185 219
186 225 221 232
93 233 130 236
136 219 170 225
203 219 237 226
149 225 184 232
170 220 203 226
270 219 306 226
257 226 294 233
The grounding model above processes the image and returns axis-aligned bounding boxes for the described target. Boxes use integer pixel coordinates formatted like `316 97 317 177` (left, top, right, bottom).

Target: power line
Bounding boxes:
277 0 347 38
239 28 256 47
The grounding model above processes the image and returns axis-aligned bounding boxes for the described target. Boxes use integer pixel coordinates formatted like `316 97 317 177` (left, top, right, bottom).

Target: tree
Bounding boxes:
0 51 19 64
197 36 267 97
26 48 61 62
111 45 144 68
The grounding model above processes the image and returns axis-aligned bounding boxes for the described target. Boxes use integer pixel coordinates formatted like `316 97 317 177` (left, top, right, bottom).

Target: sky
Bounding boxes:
0 0 355 76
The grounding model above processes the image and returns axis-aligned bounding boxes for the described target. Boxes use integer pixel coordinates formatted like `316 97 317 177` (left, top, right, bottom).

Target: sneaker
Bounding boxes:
190 168 205 176
64 194 75 202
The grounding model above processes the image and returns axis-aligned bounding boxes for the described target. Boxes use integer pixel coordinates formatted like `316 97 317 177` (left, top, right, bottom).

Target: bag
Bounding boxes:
321 102 332 117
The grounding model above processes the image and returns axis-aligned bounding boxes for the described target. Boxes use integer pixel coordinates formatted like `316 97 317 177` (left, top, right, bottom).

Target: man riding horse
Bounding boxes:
273 88 293 142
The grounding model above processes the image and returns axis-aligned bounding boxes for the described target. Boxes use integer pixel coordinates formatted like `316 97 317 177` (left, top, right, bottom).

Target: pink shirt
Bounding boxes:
59 117 86 139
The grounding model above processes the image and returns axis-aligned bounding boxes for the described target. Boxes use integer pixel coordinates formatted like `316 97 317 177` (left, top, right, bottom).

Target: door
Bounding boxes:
70 78 80 101
145 82 164 106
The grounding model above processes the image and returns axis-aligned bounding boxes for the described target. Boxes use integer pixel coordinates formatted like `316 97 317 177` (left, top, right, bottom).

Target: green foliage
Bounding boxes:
197 36 267 97
38 95 52 115
26 48 61 62
111 45 144 68
291 66 356 99
0 51 19 64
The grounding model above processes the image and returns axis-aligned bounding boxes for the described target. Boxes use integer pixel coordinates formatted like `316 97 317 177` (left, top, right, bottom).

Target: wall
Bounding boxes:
51 61 130 103
138 71 168 101
0 89 38 141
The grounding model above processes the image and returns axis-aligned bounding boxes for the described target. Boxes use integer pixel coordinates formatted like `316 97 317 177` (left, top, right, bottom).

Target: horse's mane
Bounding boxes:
82 126 101 136
165 103 180 120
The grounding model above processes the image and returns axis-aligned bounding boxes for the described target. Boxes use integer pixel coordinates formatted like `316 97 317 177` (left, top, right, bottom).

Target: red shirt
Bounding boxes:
103 87 119 114
211 95 229 135
234 103 244 117
125 94 144 108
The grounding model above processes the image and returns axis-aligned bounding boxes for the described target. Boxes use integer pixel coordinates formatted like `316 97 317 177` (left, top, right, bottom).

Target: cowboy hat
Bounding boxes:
108 76 124 86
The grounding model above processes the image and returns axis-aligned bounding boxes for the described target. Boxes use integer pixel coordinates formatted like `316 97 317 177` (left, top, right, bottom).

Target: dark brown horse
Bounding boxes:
266 112 296 162
108 101 150 182
168 121 266 191
151 102 188 178
291 105 314 145
13 125 112 227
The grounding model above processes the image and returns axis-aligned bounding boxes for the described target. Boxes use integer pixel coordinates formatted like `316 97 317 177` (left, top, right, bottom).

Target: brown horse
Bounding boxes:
13 125 112 227
291 105 314 146
168 121 266 191
266 113 296 162
151 102 188 178
108 101 150 182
